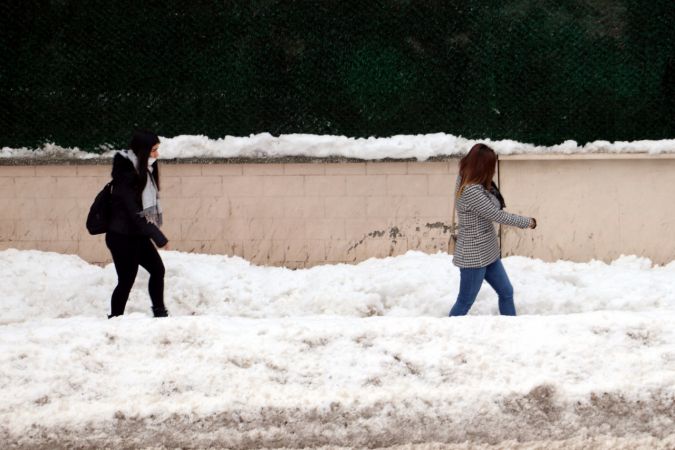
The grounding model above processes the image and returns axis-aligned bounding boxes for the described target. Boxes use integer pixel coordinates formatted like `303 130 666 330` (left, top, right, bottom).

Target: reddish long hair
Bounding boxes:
457 143 498 198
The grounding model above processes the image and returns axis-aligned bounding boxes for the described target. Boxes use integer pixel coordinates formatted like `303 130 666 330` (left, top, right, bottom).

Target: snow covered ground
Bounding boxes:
1 249 674 449
2 133 675 160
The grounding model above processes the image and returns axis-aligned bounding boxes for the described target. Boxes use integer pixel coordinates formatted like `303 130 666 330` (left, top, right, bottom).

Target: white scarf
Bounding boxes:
121 150 163 226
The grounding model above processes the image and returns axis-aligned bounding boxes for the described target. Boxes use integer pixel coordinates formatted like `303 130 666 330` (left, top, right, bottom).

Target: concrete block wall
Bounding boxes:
0 161 462 267
2 154 674 267
499 155 675 265
0 165 110 262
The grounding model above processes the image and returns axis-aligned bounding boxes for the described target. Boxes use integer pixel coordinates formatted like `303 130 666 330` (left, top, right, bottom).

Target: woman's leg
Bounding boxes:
449 267 486 316
484 259 516 316
138 237 167 316
105 232 140 317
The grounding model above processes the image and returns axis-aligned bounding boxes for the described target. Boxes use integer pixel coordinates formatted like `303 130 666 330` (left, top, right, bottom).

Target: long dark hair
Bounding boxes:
129 130 160 191
457 143 498 198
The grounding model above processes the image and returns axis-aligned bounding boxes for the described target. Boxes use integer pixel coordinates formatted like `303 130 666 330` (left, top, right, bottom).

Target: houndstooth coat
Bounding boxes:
453 176 531 268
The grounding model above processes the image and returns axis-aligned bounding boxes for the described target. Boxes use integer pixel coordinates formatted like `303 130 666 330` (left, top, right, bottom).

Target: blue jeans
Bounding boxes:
449 259 516 316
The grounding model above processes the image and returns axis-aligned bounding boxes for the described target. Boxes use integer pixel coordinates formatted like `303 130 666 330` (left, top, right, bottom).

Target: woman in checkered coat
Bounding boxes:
449 143 536 316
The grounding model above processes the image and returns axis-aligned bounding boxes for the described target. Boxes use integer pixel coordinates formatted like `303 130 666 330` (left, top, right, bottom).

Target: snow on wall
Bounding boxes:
2 133 675 161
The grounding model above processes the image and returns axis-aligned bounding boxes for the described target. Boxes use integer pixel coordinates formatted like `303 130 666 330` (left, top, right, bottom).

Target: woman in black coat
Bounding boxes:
107 130 170 318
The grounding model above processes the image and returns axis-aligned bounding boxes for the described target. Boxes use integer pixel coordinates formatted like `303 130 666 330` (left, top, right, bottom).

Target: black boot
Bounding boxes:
152 307 169 318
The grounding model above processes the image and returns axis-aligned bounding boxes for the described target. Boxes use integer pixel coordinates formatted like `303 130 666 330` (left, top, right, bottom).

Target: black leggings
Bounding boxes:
106 231 165 316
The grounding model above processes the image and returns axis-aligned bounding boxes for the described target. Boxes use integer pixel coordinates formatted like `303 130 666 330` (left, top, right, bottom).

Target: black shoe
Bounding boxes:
152 307 169 318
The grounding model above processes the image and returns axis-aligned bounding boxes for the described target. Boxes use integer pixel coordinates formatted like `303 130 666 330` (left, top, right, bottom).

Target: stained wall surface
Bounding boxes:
499 155 675 265
1 155 673 267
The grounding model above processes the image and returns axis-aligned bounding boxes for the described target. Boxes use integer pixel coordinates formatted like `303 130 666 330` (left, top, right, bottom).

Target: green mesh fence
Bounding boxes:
1 0 673 151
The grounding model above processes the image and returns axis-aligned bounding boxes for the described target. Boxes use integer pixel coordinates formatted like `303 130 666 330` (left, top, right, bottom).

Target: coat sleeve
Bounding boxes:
114 183 169 247
462 185 531 228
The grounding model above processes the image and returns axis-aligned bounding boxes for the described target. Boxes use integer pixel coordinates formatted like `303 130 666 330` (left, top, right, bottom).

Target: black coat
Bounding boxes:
108 153 168 247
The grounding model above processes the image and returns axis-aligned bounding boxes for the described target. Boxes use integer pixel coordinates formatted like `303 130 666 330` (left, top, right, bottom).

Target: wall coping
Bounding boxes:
1 153 674 166
499 153 675 160
0 156 448 166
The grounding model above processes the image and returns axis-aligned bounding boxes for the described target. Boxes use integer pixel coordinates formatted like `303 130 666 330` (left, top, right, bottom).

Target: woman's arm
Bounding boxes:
115 184 169 247
462 185 532 228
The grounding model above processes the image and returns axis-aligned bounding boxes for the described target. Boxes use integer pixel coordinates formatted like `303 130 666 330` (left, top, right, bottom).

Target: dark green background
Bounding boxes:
1 0 673 151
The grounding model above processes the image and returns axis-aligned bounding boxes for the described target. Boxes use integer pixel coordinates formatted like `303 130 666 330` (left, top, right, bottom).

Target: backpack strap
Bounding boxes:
448 193 458 253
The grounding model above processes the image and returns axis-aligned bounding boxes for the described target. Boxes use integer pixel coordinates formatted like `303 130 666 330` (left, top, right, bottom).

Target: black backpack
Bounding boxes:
86 182 113 235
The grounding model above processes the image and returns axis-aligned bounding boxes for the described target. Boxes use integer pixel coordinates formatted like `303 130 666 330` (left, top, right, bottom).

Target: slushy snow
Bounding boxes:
0 249 673 448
